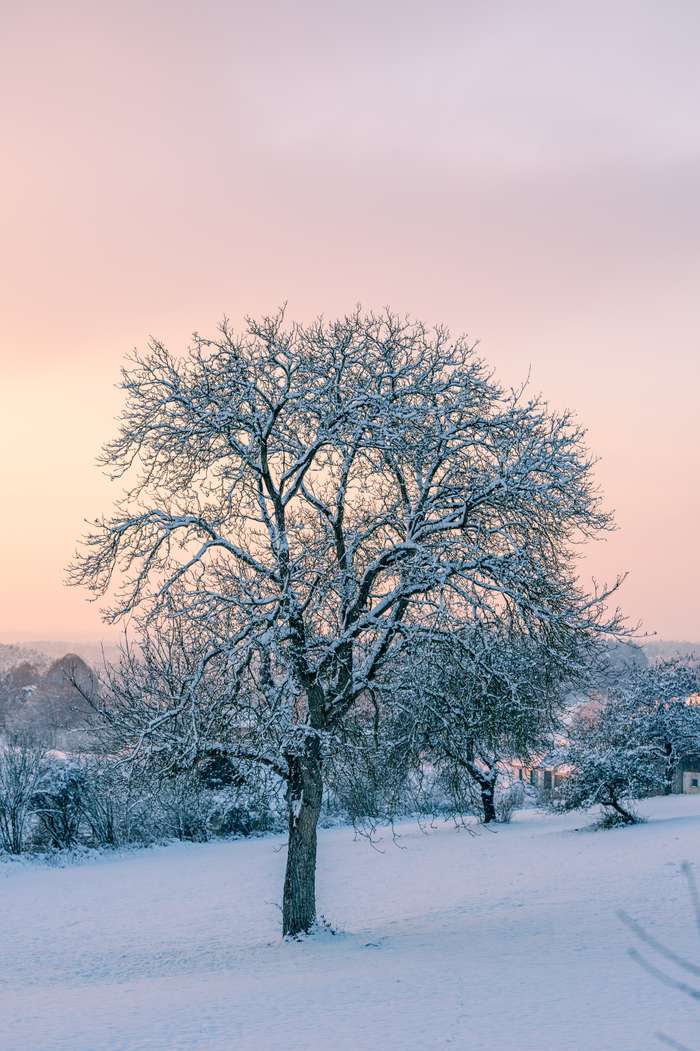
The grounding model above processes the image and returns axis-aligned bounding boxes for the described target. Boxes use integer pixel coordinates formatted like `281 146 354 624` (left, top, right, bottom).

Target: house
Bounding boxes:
672 754 700 794
513 753 700 797
511 755 570 797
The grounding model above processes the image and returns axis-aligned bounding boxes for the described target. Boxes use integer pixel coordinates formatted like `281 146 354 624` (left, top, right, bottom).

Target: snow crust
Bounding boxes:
2 795 700 1050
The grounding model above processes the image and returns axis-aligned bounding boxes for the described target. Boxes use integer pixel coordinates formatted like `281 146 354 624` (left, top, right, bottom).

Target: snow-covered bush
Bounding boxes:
495 780 526 823
0 744 284 855
80 759 281 846
595 805 642 830
77 757 140 847
31 760 84 849
0 737 47 854
193 752 283 836
149 771 212 842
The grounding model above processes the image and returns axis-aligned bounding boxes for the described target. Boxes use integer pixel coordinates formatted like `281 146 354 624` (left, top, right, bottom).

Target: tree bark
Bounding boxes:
463 754 497 824
480 780 497 824
282 735 323 937
606 796 636 824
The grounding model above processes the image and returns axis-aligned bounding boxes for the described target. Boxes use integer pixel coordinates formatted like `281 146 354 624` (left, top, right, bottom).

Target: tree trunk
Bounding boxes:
606 797 636 824
480 780 497 824
282 735 323 937
463 755 497 824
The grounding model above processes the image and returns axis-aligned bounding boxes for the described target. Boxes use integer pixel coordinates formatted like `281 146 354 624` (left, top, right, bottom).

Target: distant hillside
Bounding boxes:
0 638 120 670
642 640 700 663
0 643 50 675
604 641 648 671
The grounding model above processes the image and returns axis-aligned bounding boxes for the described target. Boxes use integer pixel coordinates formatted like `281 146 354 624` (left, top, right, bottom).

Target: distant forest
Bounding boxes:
1 637 697 752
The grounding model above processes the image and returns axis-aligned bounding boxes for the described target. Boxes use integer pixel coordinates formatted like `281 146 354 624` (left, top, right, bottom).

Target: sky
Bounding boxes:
1 0 699 643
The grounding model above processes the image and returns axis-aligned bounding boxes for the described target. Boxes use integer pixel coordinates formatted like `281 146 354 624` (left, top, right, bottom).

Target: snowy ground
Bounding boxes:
2 796 700 1051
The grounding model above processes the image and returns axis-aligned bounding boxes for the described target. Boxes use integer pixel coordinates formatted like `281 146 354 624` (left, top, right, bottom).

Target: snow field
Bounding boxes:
2 795 700 1050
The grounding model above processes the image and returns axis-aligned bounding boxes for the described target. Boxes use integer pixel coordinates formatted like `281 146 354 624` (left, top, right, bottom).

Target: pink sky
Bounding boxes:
1 1 699 642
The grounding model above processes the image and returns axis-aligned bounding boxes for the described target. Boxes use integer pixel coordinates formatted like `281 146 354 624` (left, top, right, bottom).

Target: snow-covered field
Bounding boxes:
2 796 699 1051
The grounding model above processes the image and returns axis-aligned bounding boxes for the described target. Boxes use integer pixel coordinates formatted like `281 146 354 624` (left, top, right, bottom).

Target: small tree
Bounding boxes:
70 309 623 934
610 659 700 795
561 659 700 826
389 623 579 823
560 699 662 824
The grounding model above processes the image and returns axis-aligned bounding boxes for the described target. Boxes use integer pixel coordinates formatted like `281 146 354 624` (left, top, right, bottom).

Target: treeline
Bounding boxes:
0 735 531 858
1 648 699 858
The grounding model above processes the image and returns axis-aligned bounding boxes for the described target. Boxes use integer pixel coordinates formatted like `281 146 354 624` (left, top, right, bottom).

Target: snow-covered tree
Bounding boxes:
560 659 700 825
559 701 661 824
385 622 580 823
610 658 700 795
70 309 623 934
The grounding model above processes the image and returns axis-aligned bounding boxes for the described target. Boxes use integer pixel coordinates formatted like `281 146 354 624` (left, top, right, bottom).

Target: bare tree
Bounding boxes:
70 309 623 935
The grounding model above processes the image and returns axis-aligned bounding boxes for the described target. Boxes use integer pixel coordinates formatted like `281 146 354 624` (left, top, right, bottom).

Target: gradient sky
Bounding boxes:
1 1 699 642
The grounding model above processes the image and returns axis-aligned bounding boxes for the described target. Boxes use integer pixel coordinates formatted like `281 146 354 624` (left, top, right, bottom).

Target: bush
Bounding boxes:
140 762 283 844
77 758 134 847
495 781 526 823
0 738 47 854
594 806 643 830
31 761 84 849
0 741 284 857
152 772 211 841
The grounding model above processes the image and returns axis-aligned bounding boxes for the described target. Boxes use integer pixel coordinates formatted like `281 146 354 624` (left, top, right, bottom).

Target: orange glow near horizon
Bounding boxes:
1 2 699 643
